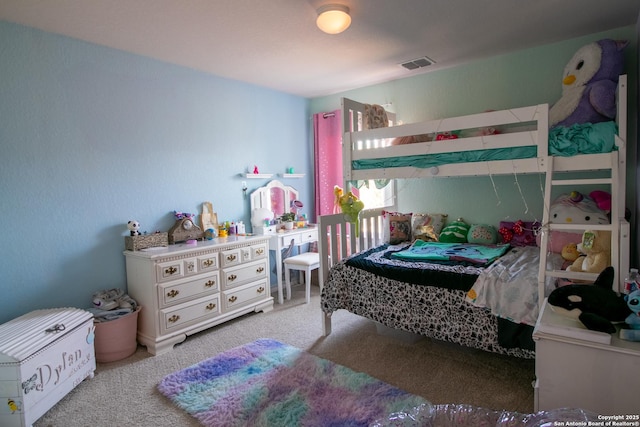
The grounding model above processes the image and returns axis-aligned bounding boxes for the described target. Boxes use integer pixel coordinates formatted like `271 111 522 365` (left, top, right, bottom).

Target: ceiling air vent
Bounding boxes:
400 56 435 71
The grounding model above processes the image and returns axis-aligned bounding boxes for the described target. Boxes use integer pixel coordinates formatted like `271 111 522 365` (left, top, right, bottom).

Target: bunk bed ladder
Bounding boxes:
538 152 621 306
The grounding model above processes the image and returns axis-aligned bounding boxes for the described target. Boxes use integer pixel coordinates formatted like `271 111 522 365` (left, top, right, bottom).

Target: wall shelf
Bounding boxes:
244 173 273 179
279 173 305 178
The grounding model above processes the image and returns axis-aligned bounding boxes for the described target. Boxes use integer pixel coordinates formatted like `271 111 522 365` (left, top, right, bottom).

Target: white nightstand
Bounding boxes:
533 298 640 414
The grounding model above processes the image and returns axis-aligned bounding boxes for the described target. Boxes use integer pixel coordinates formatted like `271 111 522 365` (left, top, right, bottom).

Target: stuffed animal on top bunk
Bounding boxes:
549 38 628 129
548 266 630 334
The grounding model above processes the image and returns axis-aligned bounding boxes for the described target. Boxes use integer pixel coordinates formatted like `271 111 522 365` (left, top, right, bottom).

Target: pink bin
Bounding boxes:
94 307 141 363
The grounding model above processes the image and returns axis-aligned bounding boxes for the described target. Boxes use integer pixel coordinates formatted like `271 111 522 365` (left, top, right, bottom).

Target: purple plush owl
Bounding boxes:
549 39 628 129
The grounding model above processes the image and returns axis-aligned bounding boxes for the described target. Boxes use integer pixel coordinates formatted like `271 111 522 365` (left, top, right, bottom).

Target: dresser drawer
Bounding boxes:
156 259 184 282
250 242 268 260
222 259 268 290
160 294 221 334
220 248 242 268
197 253 218 272
158 272 220 308
222 279 269 312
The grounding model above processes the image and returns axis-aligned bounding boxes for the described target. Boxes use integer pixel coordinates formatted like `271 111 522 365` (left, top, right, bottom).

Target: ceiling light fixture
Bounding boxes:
316 4 351 35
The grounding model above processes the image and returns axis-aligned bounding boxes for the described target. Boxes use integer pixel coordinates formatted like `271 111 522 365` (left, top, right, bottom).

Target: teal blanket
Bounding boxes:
391 240 511 266
353 121 617 170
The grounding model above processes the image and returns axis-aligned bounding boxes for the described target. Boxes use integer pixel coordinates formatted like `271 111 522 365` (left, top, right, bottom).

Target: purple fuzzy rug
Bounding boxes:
157 339 430 426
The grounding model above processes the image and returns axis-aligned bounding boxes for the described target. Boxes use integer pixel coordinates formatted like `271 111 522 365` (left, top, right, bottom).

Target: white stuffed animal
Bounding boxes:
127 220 141 236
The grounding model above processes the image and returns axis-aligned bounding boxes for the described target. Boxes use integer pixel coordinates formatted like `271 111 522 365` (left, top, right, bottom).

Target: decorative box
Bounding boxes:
252 225 277 235
125 232 169 251
0 308 96 427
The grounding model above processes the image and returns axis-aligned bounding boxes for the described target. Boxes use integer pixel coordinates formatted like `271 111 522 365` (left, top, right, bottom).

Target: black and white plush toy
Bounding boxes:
127 220 141 236
548 267 630 334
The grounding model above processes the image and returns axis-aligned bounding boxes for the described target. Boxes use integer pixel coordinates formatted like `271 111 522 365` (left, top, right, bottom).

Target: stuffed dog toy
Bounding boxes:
548 266 630 334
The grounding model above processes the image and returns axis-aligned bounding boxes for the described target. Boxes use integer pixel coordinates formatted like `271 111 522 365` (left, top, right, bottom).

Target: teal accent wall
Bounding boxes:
310 27 637 230
0 21 311 323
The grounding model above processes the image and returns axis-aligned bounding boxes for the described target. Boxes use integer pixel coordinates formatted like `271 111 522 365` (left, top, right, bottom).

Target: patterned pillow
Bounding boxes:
439 218 470 243
498 220 540 246
382 211 412 244
467 224 498 244
411 213 447 242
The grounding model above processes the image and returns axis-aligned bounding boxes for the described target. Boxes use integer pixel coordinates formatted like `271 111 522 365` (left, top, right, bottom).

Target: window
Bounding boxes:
350 179 395 210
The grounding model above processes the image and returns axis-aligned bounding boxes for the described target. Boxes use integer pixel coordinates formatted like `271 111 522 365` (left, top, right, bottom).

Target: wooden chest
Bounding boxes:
0 308 96 427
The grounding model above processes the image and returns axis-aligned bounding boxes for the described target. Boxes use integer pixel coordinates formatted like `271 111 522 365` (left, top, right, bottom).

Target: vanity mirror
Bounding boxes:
250 180 299 220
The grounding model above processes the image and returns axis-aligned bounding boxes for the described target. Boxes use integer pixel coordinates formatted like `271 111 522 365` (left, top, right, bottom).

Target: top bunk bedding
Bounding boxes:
341 75 626 181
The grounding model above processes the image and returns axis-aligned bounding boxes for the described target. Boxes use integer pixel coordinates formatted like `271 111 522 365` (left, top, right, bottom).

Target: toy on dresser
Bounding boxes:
127 220 141 236
620 282 640 341
548 267 629 334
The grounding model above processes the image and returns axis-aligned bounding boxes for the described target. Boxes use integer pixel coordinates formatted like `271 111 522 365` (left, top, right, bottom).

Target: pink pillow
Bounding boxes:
536 230 583 254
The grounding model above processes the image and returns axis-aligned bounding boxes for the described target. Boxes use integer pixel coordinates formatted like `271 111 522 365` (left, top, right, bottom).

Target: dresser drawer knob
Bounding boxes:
226 254 237 262
228 296 237 303
256 267 265 273
165 266 178 275
203 259 214 267
206 303 216 310
168 315 180 323
255 248 264 255
205 280 215 287
167 289 179 298
228 274 237 282
257 287 265 294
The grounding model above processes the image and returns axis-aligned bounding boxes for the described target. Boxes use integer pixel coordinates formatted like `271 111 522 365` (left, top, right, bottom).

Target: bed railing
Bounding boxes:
318 208 385 293
341 99 549 181
318 208 385 335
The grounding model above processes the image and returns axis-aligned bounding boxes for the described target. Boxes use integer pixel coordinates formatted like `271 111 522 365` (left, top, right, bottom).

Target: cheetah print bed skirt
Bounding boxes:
321 260 535 359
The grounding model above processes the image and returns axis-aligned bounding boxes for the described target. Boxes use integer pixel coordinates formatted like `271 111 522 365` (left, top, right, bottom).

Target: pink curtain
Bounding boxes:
313 110 342 221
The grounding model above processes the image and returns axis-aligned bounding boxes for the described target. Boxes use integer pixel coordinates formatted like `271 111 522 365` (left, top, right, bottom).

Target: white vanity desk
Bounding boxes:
250 180 318 304
266 227 318 304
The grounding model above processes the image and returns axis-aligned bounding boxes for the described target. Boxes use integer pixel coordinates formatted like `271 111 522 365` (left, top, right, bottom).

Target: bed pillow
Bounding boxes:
467 224 498 244
438 218 470 243
498 220 540 247
411 213 447 242
382 211 412 244
536 230 583 254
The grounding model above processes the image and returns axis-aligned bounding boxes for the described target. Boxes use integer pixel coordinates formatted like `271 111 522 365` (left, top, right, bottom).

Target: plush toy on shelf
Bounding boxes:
549 39 628 129
566 229 611 274
548 267 629 334
560 242 580 267
127 220 141 236
619 288 640 342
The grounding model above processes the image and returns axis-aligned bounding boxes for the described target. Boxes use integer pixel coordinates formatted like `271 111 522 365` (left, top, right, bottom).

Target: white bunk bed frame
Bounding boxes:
319 75 629 337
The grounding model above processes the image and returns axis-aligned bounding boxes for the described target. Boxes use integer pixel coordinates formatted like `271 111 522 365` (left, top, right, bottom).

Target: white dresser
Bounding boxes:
124 235 273 355
533 298 640 414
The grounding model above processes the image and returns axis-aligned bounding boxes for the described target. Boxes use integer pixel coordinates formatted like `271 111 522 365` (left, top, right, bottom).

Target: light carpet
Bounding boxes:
157 338 431 427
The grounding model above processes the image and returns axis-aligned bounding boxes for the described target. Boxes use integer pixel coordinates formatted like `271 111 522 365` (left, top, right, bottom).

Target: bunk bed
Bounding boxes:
318 75 629 359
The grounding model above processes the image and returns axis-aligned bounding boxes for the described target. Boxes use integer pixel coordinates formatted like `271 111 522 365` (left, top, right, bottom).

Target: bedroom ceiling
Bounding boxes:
1 0 638 98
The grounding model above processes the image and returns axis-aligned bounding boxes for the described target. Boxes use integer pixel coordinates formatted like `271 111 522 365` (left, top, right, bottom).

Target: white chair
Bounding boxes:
283 252 320 304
